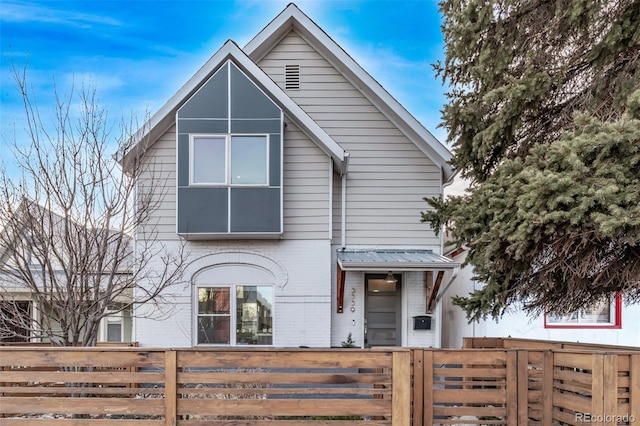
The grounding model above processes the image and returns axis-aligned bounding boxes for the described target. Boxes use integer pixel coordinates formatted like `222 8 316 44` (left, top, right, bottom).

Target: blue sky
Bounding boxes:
1 0 448 163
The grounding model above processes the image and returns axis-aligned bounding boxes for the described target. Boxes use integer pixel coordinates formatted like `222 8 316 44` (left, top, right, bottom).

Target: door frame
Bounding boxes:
364 273 402 347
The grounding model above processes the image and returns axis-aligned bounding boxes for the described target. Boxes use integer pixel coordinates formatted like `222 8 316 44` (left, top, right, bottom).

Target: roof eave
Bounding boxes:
121 38 348 175
244 3 453 181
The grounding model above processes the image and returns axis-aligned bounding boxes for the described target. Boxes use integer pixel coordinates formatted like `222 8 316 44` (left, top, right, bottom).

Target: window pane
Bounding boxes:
236 285 273 345
547 299 613 325
231 136 267 184
197 316 230 344
583 301 611 323
107 323 122 342
193 137 225 184
198 288 230 314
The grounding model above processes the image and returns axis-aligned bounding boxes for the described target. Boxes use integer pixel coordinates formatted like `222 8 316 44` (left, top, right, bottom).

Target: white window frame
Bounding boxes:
195 284 274 347
545 295 621 328
189 134 269 187
99 306 125 343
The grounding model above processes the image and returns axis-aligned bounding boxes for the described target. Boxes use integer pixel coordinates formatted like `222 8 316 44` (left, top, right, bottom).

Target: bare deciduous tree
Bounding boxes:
0 65 186 346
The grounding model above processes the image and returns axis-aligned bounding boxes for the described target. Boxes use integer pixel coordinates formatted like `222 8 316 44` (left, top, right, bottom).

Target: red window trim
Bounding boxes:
544 293 622 329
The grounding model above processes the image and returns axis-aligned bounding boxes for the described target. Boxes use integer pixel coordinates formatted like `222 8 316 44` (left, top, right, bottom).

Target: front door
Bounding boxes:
364 274 401 347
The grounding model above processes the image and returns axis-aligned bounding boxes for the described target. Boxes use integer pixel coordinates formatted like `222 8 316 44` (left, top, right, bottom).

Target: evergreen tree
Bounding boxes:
423 0 640 321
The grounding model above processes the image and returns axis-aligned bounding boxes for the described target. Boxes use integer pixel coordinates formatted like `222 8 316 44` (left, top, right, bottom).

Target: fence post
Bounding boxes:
392 349 411 426
602 354 617 426
165 350 177 426
516 350 529 425
541 350 553 425
505 350 518 426
631 355 640 424
423 350 434 426
592 354 605 426
412 349 424 426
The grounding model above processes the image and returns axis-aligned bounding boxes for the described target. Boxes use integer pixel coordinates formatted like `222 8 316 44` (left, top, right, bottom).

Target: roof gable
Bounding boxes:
123 40 348 175
244 3 454 181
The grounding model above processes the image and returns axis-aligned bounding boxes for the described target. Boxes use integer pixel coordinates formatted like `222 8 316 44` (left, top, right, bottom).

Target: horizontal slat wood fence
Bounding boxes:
463 337 640 352
1 343 638 425
0 347 410 425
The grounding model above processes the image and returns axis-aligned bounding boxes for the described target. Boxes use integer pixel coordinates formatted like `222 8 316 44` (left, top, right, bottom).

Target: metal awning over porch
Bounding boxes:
336 249 458 271
335 249 460 314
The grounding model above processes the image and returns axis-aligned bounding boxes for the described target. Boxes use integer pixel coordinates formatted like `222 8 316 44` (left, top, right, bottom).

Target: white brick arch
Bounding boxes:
187 251 288 289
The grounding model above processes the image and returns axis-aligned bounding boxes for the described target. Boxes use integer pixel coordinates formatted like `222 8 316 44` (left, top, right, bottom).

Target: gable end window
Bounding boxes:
190 134 269 186
544 294 622 329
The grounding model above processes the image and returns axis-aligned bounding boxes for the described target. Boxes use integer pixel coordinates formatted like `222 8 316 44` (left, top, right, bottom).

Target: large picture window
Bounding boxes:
545 294 622 328
190 135 268 186
197 285 273 345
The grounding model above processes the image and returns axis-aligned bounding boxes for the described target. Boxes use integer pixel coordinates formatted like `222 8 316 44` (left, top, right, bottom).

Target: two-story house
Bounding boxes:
0 201 133 344
123 4 458 348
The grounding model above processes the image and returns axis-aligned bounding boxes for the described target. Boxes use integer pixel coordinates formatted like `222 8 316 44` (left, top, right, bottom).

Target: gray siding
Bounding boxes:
139 126 178 241
259 31 441 246
138 119 331 242
282 120 330 240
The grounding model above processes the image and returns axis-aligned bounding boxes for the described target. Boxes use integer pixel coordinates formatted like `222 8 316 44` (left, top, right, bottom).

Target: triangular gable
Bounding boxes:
122 40 349 175
244 3 454 181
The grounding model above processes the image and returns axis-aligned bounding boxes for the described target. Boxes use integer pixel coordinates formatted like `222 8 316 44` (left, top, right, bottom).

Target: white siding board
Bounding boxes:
259 30 441 246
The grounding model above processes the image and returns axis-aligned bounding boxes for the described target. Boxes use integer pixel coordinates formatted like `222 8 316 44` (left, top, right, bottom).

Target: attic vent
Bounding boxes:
284 64 301 90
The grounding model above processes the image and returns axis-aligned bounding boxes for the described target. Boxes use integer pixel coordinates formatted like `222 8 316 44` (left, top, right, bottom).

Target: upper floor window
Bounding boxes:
190 134 269 186
545 294 622 328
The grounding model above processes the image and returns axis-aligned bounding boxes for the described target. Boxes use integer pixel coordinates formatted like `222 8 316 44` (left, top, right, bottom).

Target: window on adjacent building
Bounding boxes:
197 285 273 345
0 300 32 343
190 134 268 186
545 294 622 328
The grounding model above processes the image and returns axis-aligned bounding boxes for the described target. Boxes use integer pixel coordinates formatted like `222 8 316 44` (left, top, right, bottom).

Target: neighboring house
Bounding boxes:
123 4 458 348
440 177 640 348
0 202 133 344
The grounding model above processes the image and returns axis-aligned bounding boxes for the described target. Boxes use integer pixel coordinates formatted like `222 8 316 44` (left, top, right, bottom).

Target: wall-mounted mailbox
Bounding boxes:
413 315 432 330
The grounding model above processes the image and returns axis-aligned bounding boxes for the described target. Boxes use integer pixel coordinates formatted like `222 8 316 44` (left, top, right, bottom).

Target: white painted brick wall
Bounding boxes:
404 271 438 348
135 239 331 348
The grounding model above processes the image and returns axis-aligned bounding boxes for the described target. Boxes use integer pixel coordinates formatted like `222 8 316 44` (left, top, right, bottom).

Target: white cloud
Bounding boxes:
0 1 123 28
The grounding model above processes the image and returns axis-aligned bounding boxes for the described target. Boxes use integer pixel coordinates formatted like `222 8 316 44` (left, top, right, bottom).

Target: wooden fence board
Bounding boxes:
631 355 640 424
412 348 424 426
603 354 618 426
0 349 163 368
1 421 161 425
177 398 390 417
1 396 164 415
432 350 507 365
165 350 177 426
177 372 389 385
542 350 553 425
553 392 593 414
392 350 411 426
178 350 392 369
179 422 388 426
555 352 594 371
433 389 505 404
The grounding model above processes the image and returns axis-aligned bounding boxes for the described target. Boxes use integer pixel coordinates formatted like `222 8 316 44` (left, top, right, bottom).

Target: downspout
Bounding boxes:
328 159 333 241
341 172 347 249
